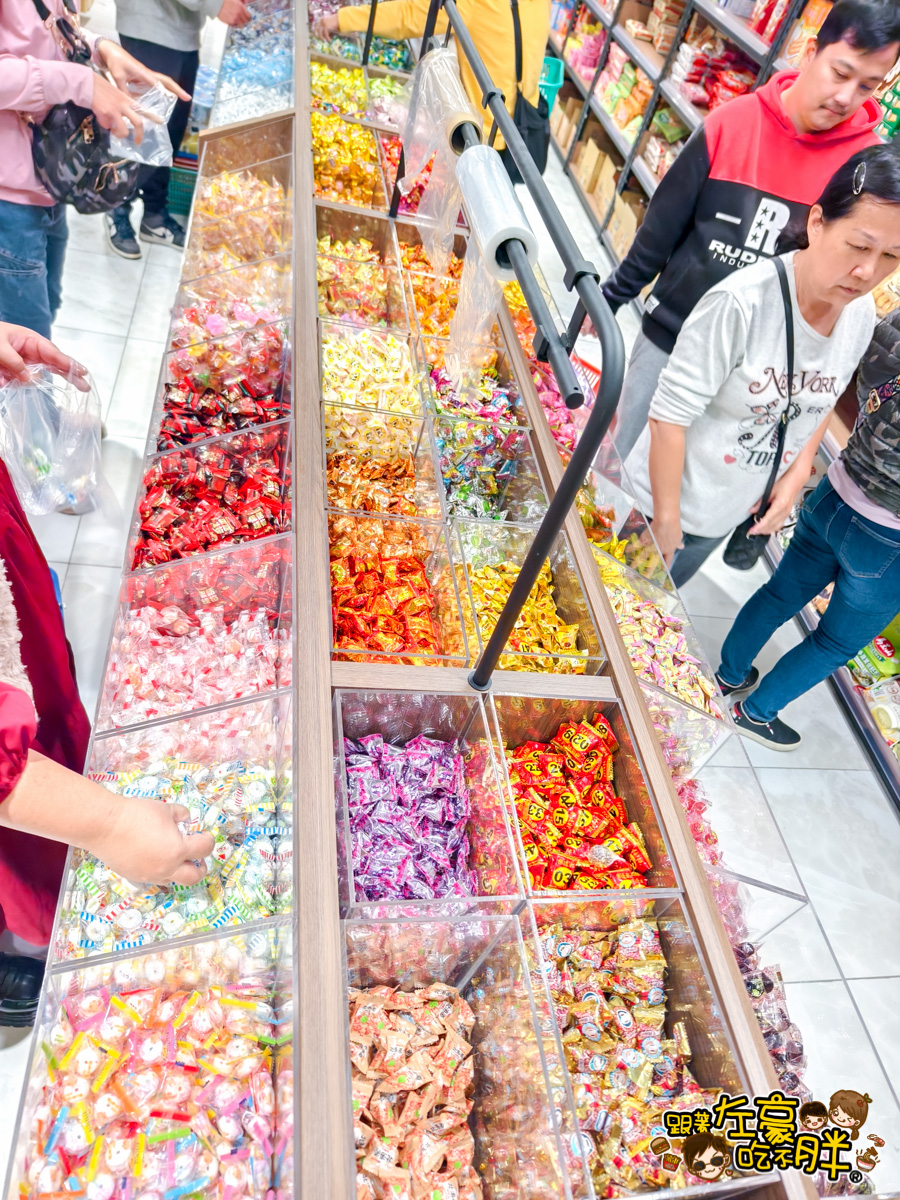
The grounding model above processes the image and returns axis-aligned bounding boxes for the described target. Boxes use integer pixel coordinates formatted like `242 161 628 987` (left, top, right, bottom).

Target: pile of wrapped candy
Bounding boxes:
463 559 585 673
18 936 292 1200
506 715 651 889
59 758 291 957
309 61 366 116
343 734 477 900
594 552 719 715
326 450 421 516
321 325 421 413
398 241 463 279
156 379 286 450
406 271 461 339
131 427 291 569
329 514 446 661
185 169 291 278
380 135 434 213
171 295 286 350
349 983 482 1199
434 416 530 522
169 320 286 397
365 75 406 126
317 251 405 328
311 111 386 208
532 918 722 1193
427 364 521 424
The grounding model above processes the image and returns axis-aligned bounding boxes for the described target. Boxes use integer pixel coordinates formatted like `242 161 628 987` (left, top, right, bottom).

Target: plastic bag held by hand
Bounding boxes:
0 365 114 516
109 82 177 167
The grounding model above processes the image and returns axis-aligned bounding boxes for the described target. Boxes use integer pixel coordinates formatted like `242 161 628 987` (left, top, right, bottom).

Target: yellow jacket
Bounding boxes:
337 0 551 147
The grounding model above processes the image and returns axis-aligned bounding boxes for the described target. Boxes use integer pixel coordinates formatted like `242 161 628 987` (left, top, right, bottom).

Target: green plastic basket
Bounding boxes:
540 56 565 109
167 165 197 216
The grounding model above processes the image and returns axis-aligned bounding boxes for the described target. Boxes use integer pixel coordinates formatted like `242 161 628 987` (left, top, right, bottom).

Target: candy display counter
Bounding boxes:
3 9 827 1200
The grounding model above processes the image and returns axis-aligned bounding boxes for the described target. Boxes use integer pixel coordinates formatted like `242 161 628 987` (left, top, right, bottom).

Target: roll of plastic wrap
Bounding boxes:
445 109 482 154
456 145 539 282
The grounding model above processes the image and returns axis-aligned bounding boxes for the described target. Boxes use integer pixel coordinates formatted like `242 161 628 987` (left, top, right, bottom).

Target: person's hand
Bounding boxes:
219 0 252 27
650 516 684 565
91 71 150 142
0 322 89 389
88 797 215 886
96 39 191 105
747 472 803 536
313 13 340 39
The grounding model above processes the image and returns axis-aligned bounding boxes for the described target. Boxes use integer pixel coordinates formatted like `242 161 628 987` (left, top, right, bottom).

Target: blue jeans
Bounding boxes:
0 198 68 339
670 532 726 587
720 477 900 722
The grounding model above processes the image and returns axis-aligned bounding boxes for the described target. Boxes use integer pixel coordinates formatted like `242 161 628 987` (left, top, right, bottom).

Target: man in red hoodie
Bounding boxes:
603 0 899 458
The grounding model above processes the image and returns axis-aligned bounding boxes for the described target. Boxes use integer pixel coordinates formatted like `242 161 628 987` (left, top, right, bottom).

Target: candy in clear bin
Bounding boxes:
309 61 367 117
11 925 293 1200
320 322 422 414
55 694 293 962
172 256 293 349
311 112 386 210
168 320 287 398
96 537 292 731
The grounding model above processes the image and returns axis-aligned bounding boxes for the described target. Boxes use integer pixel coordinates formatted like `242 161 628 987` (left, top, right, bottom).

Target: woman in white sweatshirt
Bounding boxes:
623 145 900 592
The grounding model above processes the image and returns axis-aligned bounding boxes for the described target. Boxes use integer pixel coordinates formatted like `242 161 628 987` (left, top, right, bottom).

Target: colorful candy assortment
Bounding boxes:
309 61 367 116
349 983 482 1199
185 168 291 279
506 715 651 890
131 426 291 569
169 321 286 398
18 934 292 1200
343 734 476 900
426 364 521 424
156 379 287 451
317 252 406 328
311 111 386 208
59 758 291 957
530 917 722 1193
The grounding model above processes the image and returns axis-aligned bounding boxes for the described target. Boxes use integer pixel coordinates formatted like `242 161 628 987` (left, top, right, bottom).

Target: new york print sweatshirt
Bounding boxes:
602 72 881 353
624 253 876 538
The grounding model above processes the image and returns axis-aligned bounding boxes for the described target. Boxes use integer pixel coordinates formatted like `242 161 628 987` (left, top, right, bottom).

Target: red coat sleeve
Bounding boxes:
0 683 37 804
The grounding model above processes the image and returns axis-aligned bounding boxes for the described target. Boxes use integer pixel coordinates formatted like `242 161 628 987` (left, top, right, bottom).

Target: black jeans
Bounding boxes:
119 34 199 217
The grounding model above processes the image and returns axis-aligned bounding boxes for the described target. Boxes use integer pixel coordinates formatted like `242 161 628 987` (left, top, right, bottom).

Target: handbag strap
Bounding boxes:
510 0 523 88
757 255 796 516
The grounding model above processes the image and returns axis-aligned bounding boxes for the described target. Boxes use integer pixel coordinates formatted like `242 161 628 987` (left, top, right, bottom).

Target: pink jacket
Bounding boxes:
0 0 99 206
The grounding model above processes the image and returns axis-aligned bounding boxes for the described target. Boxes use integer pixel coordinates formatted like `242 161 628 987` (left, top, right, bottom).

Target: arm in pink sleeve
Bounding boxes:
0 52 95 114
0 684 37 805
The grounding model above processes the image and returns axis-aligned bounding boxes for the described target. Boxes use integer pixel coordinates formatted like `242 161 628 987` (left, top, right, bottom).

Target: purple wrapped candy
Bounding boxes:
343 733 477 901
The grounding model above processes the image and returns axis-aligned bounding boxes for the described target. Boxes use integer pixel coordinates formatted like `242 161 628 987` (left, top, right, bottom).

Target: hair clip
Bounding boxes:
853 161 867 195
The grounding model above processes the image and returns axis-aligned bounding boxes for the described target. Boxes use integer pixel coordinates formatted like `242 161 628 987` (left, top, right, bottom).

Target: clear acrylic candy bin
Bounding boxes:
455 519 604 675
171 253 294 350
323 409 445 521
418 337 530 429
343 911 578 1198
524 895 752 1200
95 534 293 732
319 318 424 416
311 115 389 213
211 81 295 129
126 419 292 573
198 116 294 180
52 691 294 964
333 689 525 915
317 252 411 332
432 412 548 525
6 923 295 1200
488 693 678 896
327 512 470 667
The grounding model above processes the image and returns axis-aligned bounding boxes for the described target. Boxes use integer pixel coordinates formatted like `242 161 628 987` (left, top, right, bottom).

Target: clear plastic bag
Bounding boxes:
445 248 501 391
109 81 176 167
0 364 114 516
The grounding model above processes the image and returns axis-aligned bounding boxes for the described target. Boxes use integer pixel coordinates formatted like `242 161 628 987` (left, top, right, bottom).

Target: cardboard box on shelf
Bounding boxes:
577 139 606 193
608 189 646 261
592 154 619 217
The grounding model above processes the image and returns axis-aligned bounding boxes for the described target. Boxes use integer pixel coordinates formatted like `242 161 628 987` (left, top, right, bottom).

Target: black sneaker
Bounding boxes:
732 700 801 752
140 210 185 249
715 665 760 698
105 207 141 259
0 952 44 1028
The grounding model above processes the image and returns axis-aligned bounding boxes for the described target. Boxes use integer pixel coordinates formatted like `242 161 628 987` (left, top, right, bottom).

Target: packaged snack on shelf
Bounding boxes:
55 693 293 961
328 512 469 665
433 413 547 523
97 537 292 731
455 520 602 674
130 422 291 570
650 105 689 143
627 18 653 40
325 411 444 519
494 700 672 897
862 676 900 750
566 5 607 82
782 0 832 64
320 321 423 414
848 613 900 686
344 914 573 1197
311 111 387 210
9 925 294 1200
526 899 745 1194
309 60 367 116
335 690 522 905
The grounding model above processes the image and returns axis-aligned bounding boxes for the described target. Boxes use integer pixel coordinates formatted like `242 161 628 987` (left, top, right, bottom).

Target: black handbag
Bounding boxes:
27 0 140 215
723 256 796 570
500 0 550 185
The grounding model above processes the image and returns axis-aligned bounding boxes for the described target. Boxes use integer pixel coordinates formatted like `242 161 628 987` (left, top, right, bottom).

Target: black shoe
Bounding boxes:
0 953 44 1027
715 665 760 698
140 211 185 249
732 700 801 752
105 207 141 259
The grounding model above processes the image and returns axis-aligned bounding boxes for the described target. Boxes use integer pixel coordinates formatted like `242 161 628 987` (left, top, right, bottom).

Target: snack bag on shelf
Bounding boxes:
782 0 832 65
848 614 900 686
862 677 900 749
763 0 792 43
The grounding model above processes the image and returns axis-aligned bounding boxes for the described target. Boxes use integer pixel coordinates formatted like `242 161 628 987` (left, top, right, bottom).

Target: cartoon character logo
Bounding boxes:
682 1133 733 1181
829 1090 872 1140
799 1100 829 1131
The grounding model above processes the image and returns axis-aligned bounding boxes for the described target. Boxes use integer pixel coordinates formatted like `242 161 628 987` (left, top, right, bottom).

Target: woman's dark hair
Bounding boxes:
777 143 900 252
817 0 900 53
799 1100 828 1123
